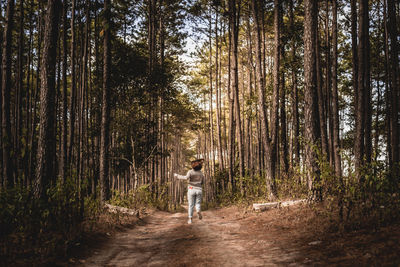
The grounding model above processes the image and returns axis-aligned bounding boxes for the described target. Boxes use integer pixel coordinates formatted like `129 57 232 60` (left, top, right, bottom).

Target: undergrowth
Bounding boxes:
109 183 183 212
209 158 400 233
320 162 400 232
0 178 101 264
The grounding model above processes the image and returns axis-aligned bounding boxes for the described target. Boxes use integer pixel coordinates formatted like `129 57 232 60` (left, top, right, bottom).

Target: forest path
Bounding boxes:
80 206 310 266
76 204 400 266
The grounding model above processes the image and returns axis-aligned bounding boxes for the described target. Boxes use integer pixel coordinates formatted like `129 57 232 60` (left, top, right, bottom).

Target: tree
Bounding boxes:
34 0 62 198
100 0 111 202
332 0 341 178
1 0 15 187
289 0 300 169
68 0 76 172
215 5 224 171
60 0 68 182
272 0 280 179
387 0 399 176
251 0 276 197
303 0 321 200
354 0 371 177
229 0 244 178
0 0 3 187
15 0 25 178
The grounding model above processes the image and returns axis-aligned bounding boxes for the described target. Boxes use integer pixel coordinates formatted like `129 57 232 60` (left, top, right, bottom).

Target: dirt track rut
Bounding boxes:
82 207 304 266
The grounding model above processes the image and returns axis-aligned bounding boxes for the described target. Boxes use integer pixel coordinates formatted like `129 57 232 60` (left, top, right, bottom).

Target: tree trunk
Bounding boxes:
251 0 276 197
316 27 328 161
29 0 42 182
362 0 372 167
387 0 400 176
354 0 371 177
100 0 111 202
15 0 24 179
374 79 381 162
1 0 15 187
34 0 62 198
351 0 359 167
325 0 333 168
383 0 391 166
0 5 3 187
229 0 244 178
304 0 321 201
60 0 68 182
215 10 224 171
289 0 300 169
68 0 76 172
227 12 235 187
278 2 288 174
271 0 280 180
208 6 215 176
332 0 341 178
245 12 254 174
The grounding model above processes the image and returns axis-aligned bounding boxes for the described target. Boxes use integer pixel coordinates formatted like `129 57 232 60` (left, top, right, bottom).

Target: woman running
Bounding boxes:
174 159 205 224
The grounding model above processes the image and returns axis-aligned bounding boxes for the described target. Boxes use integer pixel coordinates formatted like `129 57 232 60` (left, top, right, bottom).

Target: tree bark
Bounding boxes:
229 0 244 178
34 0 62 198
304 0 321 201
350 0 359 167
251 0 276 197
289 0 300 169
332 0 341 178
383 0 391 166
68 0 76 171
100 0 111 202
271 0 280 180
325 0 333 168
1 0 15 187
362 0 372 167
60 0 68 182
0 4 3 187
278 2 288 174
208 6 215 176
215 9 224 171
245 12 254 174
227 9 235 187
316 26 328 161
387 0 399 176
15 0 24 179
354 0 371 176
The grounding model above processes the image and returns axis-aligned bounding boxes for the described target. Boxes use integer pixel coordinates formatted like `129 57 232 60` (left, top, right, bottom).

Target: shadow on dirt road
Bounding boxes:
73 205 400 266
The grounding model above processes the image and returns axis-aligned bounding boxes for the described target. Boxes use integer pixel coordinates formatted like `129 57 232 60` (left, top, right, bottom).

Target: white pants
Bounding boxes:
187 187 202 218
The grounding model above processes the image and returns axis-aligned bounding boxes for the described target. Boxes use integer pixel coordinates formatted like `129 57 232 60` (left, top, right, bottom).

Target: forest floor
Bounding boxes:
59 203 400 266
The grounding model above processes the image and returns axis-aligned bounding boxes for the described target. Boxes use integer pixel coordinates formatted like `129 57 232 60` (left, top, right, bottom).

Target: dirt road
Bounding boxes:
80 206 312 266
78 205 400 266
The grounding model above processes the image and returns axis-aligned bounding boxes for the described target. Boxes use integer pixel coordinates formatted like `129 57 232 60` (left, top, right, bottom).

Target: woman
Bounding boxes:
174 159 205 224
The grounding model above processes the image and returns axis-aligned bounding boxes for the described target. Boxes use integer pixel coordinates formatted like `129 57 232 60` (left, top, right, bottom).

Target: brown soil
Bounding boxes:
66 205 400 266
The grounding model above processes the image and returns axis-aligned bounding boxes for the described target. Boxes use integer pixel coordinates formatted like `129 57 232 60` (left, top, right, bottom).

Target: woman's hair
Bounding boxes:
191 159 203 171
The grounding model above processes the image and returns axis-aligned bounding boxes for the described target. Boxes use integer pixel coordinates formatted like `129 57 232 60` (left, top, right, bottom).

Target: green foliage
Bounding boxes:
211 170 267 206
275 170 309 200
339 163 400 230
309 148 400 231
109 184 154 209
110 183 174 211
0 178 102 262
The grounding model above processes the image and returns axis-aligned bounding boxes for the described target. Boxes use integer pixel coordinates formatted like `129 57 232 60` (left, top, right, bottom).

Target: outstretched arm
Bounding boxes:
174 170 191 180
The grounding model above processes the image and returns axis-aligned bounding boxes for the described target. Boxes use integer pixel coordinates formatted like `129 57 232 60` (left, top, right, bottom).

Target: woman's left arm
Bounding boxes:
174 170 191 180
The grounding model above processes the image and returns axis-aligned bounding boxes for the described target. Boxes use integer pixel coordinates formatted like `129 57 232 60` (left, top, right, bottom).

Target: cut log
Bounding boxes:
105 203 139 216
253 199 306 211
253 202 279 211
279 199 306 207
